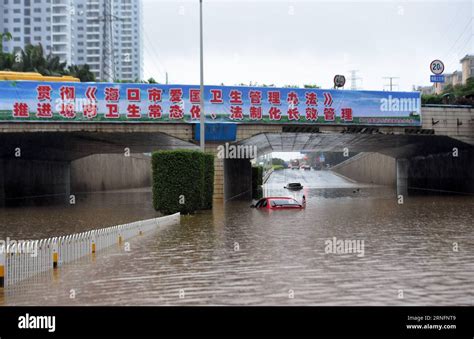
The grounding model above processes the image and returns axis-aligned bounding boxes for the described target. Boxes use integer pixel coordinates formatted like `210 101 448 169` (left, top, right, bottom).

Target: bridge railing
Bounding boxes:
0 213 180 288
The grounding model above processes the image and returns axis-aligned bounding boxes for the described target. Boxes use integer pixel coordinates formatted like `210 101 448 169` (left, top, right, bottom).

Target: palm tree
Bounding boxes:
0 32 12 52
67 64 96 82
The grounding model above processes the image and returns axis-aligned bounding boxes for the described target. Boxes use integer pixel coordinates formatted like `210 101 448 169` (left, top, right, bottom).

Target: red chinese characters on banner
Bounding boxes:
105 87 120 102
37 103 53 118
287 107 300 121
13 103 29 118
249 90 262 105
305 92 317 106
229 90 243 105
268 107 281 120
148 88 162 119
59 86 76 118
60 103 76 119
83 86 98 119
305 107 318 121
148 88 162 102
127 104 141 119
210 89 223 104
37 85 52 101
105 87 120 118
268 91 281 105
249 106 262 120
170 104 184 120
190 105 200 119
341 108 353 121
189 89 201 104
36 85 53 118
169 88 183 103
287 91 299 106
324 107 335 121
127 88 141 102
148 104 162 119
60 86 75 101
230 106 243 120
83 103 98 119
106 103 119 119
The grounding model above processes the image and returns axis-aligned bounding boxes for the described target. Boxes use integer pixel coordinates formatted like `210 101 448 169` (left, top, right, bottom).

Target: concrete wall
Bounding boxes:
0 159 70 206
331 152 397 186
71 153 151 192
421 106 474 145
407 149 474 195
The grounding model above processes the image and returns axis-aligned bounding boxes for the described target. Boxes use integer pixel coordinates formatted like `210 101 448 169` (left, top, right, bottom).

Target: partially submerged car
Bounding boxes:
251 197 305 209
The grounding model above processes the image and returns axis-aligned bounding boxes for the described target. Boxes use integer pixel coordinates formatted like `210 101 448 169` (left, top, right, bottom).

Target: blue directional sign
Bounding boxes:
430 75 445 83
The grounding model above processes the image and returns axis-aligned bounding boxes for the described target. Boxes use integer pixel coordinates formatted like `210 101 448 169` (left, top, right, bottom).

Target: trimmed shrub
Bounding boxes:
152 149 208 215
202 153 214 209
272 164 284 171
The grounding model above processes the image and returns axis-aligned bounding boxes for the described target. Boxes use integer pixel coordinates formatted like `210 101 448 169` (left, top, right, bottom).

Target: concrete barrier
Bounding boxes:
0 213 180 288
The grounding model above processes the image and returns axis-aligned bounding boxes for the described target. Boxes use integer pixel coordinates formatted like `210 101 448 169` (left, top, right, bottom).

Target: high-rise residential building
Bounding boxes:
0 0 143 82
113 0 143 82
460 54 474 84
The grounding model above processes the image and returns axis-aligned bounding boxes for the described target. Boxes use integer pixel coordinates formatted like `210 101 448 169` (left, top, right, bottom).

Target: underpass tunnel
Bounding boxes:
0 131 198 207
223 131 474 200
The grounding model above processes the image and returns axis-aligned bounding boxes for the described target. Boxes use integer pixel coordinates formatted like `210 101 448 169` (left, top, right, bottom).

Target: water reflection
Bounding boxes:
1 170 473 306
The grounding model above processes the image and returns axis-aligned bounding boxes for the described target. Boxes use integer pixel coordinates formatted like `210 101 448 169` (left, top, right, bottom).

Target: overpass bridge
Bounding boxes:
0 80 473 205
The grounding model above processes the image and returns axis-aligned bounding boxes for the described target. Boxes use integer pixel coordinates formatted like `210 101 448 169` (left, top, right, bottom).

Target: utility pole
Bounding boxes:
165 72 168 85
199 0 205 152
349 70 361 90
383 77 400 91
91 0 124 82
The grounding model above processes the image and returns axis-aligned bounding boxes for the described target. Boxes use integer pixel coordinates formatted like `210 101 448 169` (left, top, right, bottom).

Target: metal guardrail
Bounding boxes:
0 213 180 288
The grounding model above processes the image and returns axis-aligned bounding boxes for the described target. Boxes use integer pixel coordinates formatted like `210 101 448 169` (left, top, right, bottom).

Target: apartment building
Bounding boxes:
0 0 143 82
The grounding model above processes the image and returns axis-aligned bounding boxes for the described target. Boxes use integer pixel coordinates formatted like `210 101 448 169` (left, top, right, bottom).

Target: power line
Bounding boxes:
383 77 399 91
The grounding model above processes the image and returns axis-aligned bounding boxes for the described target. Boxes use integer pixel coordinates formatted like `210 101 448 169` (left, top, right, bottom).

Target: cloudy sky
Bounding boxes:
142 0 473 92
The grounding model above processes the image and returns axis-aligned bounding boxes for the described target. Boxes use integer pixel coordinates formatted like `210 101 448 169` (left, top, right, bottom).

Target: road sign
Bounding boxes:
430 60 444 75
334 75 346 88
430 75 445 83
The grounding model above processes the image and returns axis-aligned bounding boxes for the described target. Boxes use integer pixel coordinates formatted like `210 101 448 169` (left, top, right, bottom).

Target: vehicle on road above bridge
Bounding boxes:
251 197 305 210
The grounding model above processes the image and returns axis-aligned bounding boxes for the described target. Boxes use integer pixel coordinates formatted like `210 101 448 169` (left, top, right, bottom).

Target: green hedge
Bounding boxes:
152 149 214 215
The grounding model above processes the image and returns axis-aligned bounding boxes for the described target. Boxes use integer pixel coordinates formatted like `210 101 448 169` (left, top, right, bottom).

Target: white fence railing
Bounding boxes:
0 213 180 288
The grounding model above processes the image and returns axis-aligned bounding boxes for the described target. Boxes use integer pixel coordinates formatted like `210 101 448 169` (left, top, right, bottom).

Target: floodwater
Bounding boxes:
0 170 473 306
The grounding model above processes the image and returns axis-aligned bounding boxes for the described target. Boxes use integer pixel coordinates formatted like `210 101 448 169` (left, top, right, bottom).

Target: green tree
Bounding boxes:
0 32 12 52
67 64 96 82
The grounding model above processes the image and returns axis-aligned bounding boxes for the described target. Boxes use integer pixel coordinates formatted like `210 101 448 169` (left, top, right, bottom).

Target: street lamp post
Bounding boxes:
199 0 205 152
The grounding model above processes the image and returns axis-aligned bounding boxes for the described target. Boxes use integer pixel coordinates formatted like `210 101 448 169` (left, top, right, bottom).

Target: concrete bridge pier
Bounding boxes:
396 158 409 198
0 159 71 207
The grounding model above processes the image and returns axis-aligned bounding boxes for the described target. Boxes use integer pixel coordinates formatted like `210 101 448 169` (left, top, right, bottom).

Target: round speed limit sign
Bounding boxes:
430 60 444 75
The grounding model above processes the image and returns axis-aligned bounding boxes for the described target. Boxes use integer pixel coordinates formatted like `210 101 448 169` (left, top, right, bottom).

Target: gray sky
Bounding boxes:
142 0 473 91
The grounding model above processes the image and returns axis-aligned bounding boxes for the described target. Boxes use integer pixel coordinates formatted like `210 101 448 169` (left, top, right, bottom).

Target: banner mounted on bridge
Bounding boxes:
0 81 421 126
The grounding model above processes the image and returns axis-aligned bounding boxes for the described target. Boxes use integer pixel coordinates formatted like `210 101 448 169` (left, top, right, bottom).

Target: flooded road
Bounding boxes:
1 169 473 306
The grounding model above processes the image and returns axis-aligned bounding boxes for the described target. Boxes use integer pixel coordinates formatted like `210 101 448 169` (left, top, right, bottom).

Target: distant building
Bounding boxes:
1 0 143 82
417 85 435 95
460 54 474 84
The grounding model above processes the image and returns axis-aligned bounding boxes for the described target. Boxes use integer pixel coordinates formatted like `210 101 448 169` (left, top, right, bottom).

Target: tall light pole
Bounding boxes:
199 0 205 152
